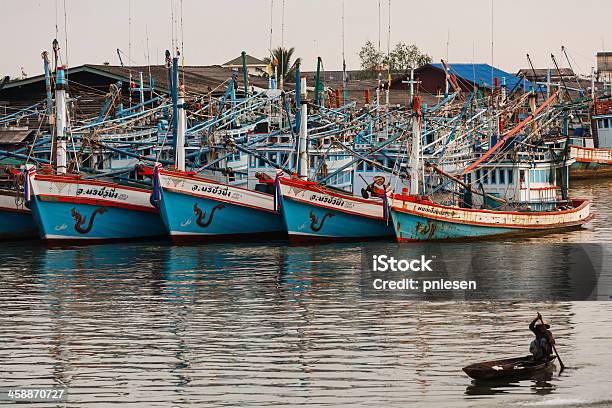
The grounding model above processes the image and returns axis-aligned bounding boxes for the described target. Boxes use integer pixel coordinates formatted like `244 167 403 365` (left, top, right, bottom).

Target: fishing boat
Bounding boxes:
390 91 593 241
151 57 286 241
277 175 393 242
25 66 166 243
568 99 612 178
463 355 556 380
154 167 285 240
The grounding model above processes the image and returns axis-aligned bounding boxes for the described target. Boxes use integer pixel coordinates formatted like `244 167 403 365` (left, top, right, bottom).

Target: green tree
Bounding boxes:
263 47 301 84
358 40 383 77
383 42 432 72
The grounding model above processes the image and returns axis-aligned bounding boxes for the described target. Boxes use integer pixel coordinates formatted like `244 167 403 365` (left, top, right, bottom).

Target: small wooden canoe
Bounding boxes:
463 355 556 380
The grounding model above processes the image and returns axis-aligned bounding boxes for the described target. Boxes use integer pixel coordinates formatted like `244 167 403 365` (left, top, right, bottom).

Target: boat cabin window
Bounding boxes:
520 170 525 183
491 169 497 184
483 170 489 184
475 169 481 182
508 169 513 184
366 161 374 171
529 169 548 183
499 169 505 184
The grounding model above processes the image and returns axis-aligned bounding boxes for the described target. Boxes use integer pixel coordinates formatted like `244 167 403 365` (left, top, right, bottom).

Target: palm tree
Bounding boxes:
263 47 301 86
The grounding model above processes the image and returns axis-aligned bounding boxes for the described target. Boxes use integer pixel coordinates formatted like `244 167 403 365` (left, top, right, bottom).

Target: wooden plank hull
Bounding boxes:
570 145 612 179
156 169 285 239
278 177 394 241
28 174 166 242
390 196 592 241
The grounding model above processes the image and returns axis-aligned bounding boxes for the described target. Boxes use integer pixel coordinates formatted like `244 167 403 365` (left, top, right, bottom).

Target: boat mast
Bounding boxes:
55 66 68 175
298 77 308 179
176 83 186 172
42 51 54 135
409 96 421 195
170 55 185 171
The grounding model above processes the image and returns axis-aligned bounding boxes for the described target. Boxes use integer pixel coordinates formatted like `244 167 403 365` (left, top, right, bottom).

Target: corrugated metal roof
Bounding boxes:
0 127 34 144
431 63 536 91
222 54 267 67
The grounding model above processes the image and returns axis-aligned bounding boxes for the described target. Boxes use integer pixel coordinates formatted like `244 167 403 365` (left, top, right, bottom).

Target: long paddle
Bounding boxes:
538 313 565 373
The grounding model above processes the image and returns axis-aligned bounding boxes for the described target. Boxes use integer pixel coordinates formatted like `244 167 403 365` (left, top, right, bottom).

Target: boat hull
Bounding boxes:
28 175 166 242
157 170 285 240
463 355 556 380
569 145 612 179
391 197 592 242
278 177 394 242
0 191 36 239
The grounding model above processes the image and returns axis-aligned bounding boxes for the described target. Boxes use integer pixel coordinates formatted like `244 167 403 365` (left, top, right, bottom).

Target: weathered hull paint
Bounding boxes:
278 177 394 241
157 170 285 239
569 145 612 179
29 174 166 242
391 197 592 242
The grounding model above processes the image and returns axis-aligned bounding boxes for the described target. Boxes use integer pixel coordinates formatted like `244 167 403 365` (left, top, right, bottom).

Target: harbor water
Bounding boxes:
1 179 612 407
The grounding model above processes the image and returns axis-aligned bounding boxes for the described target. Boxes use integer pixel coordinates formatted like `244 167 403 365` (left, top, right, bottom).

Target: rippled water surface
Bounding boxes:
1 180 611 407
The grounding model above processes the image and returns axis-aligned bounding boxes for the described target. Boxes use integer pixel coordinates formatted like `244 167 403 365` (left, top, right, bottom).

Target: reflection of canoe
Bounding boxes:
463 355 556 380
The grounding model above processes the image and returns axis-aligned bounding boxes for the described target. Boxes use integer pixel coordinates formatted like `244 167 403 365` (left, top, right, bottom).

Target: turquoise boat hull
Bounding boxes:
29 198 166 242
158 188 285 240
0 209 37 239
281 196 394 241
390 209 517 241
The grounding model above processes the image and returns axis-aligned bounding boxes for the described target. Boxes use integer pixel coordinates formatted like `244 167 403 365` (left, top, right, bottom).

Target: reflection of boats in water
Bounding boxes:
464 364 555 396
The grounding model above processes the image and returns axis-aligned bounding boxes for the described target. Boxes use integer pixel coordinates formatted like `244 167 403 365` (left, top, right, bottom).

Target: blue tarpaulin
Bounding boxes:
431 63 540 92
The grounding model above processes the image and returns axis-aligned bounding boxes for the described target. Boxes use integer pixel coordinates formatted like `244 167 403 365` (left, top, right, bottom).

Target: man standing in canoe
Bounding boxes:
529 312 555 361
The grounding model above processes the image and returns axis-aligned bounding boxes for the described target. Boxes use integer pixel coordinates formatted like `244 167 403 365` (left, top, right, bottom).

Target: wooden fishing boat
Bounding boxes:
153 167 285 241
390 195 592 241
277 176 393 242
463 355 556 380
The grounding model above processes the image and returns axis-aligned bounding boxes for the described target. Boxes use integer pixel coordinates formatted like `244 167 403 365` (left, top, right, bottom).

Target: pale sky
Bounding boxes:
1 0 610 79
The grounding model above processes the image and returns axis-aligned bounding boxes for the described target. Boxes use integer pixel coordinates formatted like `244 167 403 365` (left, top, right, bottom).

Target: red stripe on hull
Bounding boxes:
162 186 276 214
37 194 159 213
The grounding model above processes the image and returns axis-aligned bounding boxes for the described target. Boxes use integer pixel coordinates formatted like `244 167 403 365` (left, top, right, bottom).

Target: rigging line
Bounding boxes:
269 0 273 56
281 0 285 88
55 0 59 40
490 0 494 89
378 0 381 55
387 0 391 75
180 0 185 83
63 0 69 71
170 0 175 55
128 0 132 70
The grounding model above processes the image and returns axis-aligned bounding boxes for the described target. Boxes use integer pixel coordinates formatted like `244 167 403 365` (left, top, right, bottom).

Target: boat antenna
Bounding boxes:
378 0 381 55
280 0 285 89
551 53 571 101
180 0 185 83
387 0 391 95
269 0 273 57
63 0 69 72
490 0 494 87
526 53 543 98
342 0 346 105
561 45 583 92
